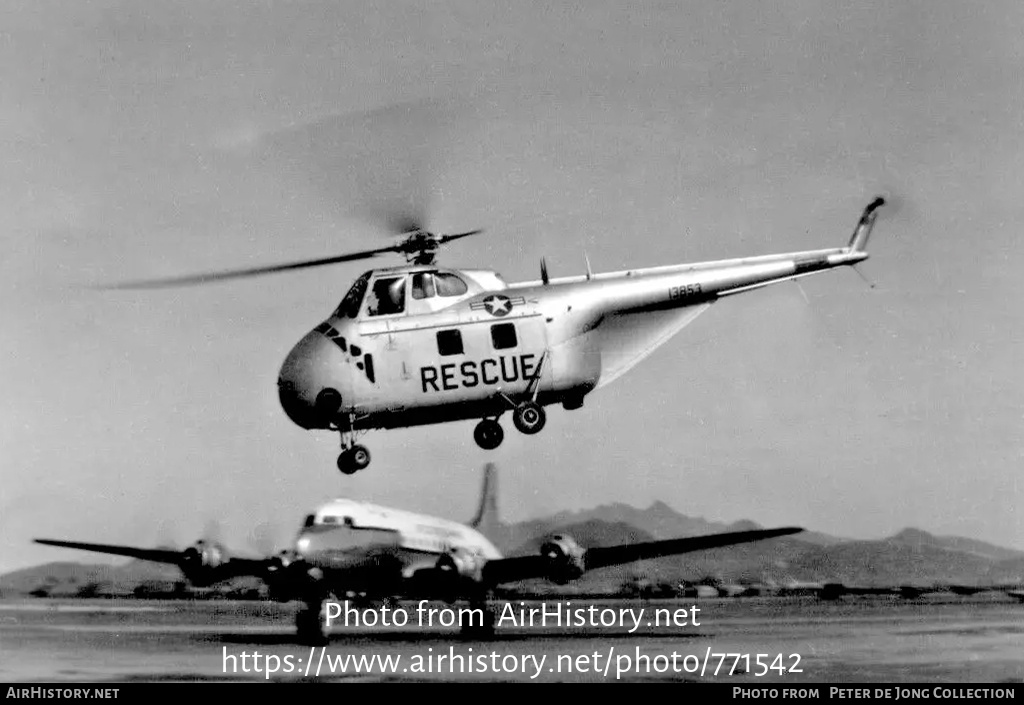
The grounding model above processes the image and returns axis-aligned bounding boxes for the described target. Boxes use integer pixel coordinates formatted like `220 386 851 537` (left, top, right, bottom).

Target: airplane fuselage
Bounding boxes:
292 498 501 597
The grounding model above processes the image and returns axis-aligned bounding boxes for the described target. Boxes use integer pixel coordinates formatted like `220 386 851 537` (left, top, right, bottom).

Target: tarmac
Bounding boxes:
2 596 1022 683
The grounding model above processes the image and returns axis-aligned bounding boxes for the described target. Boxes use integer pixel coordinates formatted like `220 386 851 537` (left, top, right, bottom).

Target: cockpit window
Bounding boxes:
412 272 436 300
337 273 371 318
303 514 316 528
366 276 406 316
435 273 468 297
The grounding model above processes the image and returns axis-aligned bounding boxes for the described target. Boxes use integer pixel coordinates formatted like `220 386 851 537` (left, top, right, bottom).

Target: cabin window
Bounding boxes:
366 276 406 316
491 322 518 350
437 329 464 356
435 273 468 297
321 515 338 524
337 272 371 318
412 272 436 299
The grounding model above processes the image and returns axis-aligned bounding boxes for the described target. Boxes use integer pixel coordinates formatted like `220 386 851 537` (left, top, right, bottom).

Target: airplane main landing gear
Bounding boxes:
473 419 504 450
296 598 329 646
512 401 546 435
460 595 496 639
337 445 371 475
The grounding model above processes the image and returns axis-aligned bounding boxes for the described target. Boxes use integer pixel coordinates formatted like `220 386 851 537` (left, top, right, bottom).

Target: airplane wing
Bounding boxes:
481 527 802 587
35 539 185 564
33 538 281 586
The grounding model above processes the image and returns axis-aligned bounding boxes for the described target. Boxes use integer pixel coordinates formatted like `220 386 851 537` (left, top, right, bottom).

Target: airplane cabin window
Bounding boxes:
437 329 464 356
366 276 406 316
491 322 518 350
435 273 468 297
412 272 436 299
337 272 371 318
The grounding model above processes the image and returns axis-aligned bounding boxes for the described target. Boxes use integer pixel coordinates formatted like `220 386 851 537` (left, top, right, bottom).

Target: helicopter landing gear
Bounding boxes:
512 401 546 435
335 418 371 475
473 419 504 450
337 445 371 475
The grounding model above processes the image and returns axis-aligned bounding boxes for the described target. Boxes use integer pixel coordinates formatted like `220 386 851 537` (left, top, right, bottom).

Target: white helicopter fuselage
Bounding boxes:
275 196 884 471
278 244 866 432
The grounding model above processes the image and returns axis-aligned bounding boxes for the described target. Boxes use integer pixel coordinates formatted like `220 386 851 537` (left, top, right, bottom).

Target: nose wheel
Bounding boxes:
473 419 504 450
337 444 371 475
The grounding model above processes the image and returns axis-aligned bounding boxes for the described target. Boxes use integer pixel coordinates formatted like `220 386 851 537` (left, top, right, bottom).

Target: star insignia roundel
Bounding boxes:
482 294 513 317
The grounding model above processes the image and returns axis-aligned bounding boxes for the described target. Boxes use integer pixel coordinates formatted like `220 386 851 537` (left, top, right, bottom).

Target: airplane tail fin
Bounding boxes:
469 463 500 536
847 196 886 252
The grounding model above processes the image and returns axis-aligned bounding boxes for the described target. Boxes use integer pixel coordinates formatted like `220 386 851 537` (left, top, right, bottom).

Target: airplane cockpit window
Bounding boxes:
412 272 436 300
366 276 406 316
337 272 371 318
303 514 316 528
435 272 468 297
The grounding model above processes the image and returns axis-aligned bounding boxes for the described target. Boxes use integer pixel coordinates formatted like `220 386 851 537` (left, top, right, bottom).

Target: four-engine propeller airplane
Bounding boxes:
35 464 803 644
109 197 887 474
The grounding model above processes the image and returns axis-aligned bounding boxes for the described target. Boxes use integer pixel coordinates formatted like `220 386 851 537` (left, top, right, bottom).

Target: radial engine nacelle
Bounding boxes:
540 535 585 585
178 540 227 587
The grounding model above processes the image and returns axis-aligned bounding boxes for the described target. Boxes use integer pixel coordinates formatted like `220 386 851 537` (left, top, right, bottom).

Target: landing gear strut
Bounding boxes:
296 597 329 646
473 419 504 450
460 595 496 639
336 416 371 475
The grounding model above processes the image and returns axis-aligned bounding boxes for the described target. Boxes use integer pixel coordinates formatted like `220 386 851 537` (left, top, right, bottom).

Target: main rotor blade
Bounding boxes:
97 246 395 290
439 229 483 245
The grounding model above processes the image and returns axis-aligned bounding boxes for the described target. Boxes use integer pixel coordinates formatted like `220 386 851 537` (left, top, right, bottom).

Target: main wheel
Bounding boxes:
349 445 371 471
473 419 504 450
337 452 357 475
296 601 329 645
512 401 546 435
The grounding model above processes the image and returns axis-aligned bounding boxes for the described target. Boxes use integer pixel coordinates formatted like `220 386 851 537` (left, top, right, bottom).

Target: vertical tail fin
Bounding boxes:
469 463 500 536
847 196 886 252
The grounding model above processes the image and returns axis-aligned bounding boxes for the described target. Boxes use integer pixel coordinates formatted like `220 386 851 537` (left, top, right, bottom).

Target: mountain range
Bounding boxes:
3 502 1022 598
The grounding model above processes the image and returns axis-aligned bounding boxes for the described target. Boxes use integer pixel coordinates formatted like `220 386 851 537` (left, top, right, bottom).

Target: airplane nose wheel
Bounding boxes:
512 401 546 435
337 445 371 475
473 419 504 450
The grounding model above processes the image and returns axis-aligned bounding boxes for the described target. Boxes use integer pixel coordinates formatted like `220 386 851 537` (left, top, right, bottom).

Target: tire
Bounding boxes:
337 452 357 475
349 445 371 470
473 420 504 450
512 402 546 435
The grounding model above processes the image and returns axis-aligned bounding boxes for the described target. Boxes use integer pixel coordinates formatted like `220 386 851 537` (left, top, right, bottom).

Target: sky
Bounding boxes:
2 0 1023 573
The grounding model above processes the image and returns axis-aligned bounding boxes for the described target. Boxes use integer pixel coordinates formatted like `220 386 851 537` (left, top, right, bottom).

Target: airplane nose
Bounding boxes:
278 330 345 430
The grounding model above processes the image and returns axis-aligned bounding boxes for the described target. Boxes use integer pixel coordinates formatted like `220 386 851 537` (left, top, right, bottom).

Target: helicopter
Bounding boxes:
111 196 887 474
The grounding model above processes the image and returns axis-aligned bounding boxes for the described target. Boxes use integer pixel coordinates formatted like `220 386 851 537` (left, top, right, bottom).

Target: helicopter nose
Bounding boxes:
278 330 345 430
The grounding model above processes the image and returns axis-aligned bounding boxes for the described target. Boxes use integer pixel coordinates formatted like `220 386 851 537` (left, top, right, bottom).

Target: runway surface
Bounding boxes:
2 596 1022 682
